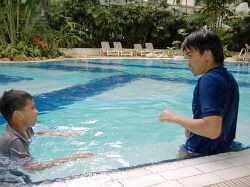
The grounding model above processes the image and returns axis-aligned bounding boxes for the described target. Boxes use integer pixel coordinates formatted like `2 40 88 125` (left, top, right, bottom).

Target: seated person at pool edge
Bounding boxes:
0 89 93 172
159 29 239 154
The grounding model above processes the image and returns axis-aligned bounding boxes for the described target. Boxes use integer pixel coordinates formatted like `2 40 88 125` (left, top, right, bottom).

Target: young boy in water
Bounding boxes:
0 89 93 172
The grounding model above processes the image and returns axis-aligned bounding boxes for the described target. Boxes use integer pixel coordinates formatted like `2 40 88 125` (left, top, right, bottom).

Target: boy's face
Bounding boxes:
185 47 206 76
19 98 38 127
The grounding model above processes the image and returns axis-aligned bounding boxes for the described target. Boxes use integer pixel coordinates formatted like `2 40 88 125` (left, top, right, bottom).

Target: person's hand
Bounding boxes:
159 110 177 122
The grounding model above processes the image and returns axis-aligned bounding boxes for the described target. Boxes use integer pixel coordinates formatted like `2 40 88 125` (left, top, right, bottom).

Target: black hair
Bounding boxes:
181 29 224 66
0 89 33 122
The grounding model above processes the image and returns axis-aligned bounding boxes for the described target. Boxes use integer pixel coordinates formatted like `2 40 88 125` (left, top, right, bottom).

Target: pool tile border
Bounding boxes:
37 148 250 187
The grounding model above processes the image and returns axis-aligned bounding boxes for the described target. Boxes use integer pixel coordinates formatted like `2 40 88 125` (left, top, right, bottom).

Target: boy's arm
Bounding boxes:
159 110 222 139
21 153 94 173
36 130 80 137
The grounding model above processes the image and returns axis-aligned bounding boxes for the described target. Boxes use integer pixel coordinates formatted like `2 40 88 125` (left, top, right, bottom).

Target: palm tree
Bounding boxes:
196 0 237 32
0 0 64 60
0 0 46 46
174 0 237 32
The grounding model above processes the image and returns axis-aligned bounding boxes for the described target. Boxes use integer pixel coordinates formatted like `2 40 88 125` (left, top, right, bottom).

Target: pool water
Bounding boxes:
0 59 249 184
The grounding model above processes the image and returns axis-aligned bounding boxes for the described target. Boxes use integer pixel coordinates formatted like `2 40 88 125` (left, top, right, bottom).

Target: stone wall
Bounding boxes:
59 48 101 57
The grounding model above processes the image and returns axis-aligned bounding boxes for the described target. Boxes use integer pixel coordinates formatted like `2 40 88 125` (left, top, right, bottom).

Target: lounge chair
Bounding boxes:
133 44 151 56
113 42 133 56
100 41 119 56
145 43 165 54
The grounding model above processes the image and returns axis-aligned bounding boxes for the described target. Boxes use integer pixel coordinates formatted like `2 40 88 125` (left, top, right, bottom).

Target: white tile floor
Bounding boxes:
38 148 250 187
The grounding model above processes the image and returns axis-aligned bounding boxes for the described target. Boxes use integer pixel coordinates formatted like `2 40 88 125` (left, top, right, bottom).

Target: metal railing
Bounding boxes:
238 44 250 62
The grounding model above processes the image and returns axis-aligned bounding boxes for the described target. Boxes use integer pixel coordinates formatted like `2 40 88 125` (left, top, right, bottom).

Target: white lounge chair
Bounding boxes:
145 43 165 54
100 41 119 56
113 42 133 56
133 44 151 56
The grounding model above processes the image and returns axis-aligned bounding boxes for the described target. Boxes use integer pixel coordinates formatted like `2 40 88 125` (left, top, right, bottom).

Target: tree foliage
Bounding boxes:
0 0 47 45
47 0 188 48
196 0 238 32
1 0 250 60
0 0 60 60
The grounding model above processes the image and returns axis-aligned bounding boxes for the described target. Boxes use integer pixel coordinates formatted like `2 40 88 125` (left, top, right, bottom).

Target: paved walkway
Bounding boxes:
38 148 250 187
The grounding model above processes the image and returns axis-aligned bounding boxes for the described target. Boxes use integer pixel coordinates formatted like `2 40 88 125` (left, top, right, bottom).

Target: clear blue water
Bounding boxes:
0 59 249 184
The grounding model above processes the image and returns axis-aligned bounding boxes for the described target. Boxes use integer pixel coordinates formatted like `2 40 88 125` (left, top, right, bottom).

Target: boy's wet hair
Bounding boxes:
0 89 33 122
181 29 224 66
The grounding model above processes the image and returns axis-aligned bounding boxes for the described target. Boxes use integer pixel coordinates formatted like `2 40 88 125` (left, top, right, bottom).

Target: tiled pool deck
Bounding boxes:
38 148 250 187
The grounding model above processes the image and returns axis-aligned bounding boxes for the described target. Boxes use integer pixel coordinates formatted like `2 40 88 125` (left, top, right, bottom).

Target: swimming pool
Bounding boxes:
0 59 249 184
